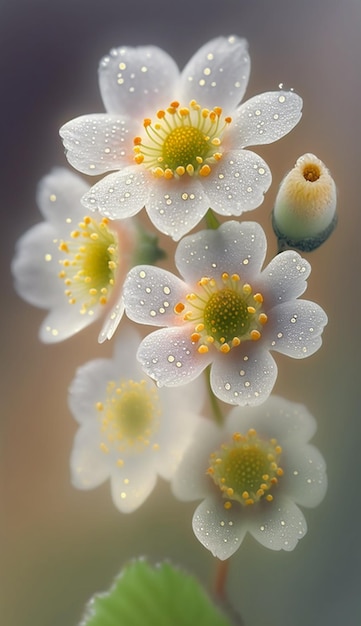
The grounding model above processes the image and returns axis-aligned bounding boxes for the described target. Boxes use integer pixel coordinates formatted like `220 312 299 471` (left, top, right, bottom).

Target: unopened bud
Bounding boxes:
272 153 337 252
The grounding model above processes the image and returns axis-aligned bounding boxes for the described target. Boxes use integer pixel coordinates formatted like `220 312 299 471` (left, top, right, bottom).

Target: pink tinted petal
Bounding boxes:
146 178 209 241
192 495 247 560
210 347 278 406
137 327 212 386
257 250 311 305
282 443 327 508
36 168 89 227
204 150 272 216
99 45 179 117
179 36 250 111
249 496 307 551
265 300 328 358
70 424 110 489
60 114 137 176
176 220 267 284
232 91 303 149
123 265 187 327
81 168 149 219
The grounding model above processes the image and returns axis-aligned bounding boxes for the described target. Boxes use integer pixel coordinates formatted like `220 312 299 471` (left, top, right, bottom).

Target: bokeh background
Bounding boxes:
2 0 361 625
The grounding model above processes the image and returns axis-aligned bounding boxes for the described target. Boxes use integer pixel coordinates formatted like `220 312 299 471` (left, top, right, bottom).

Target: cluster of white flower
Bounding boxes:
13 36 333 560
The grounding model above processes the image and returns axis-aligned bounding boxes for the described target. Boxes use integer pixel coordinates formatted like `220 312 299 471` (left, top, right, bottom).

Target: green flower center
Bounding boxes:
97 379 161 458
58 216 118 315
133 99 232 179
174 272 268 354
207 429 284 509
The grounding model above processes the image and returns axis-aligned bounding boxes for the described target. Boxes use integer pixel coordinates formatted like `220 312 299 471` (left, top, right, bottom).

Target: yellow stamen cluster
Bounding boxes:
58 216 118 315
207 429 284 509
96 379 161 463
133 99 232 179
174 272 267 354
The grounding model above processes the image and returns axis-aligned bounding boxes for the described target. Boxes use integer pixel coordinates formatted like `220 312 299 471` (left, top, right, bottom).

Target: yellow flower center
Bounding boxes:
96 379 161 460
207 429 284 509
58 216 118 315
133 100 232 179
174 272 268 354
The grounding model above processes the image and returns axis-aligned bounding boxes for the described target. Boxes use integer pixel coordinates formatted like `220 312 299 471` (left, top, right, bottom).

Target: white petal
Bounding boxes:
179 36 250 111
123 265 187 326
204 150 272 216
265 300 328 358
283 443 327 508
36 167 89 227
99 45 179 117
146 178 209 241
175 220 267 284
137 327 212 386
12 222 63 309
39 304 101 343
232 90 303 148
98 296 125 343
211 347 278 406
81 168 149 219
257 250 311 304
192 495 247 560
70 424 110 489
172 418 222 501
110 464 157 513
60 114 137 175
227 396 317 446
249 496 307 551
68 357 115 424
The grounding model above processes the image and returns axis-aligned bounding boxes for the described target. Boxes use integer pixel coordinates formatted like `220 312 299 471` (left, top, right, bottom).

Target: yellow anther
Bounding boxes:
176 166 185 176
214 106 222 116
206 336 214 343
71 230 80 238
199 164 211 177
277 467 284 476
231 337 241 347
254 293 264 303
186 164 194 175
179 107 189 116
256 488 265 497
251 330 261 341
170 101 179 108
231 273 240 282
59 242 69 252
198 345 209 354
196 156 203 164
225 116 232 124
211 137 221 146
247 306 256 314
164 168 173 179
220 343 231 353
108 261 117 270
174 302 185 314
195 323 205 332
201 108 210 118
222 272 229 281
134 154 144 164
248 429 257 437
214 152 222 161
117 459 124 467
266 494 273 502
259 313 268 325
243 283 252 295
133 136 142 145
100 442 109 454
90 233 99 240
224 501 232 510
226 487 234 497
89 288 97 296
191 332 201 342
153 167 164 177
232 432 242 442
245 498 254 506
242 491 250 500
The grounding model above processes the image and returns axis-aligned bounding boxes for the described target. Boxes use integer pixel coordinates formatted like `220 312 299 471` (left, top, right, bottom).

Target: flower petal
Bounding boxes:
98 45 179 117
146 178 209 241
249 495 307 551
36 167 89 227
110 464 157 513
98 296 125 343
232 90 303 148
68 357 115 424
265 300 328 358
204 150 272 216
192 495 247 560
257 250 311 304
137 327 212 386
175 220 267 284
210 347 278 406
179 36 250 111
81 168 149 219
124 265 187 326
60 114 137 176
283 443 327 508
70 424 110 489
39 303 101 343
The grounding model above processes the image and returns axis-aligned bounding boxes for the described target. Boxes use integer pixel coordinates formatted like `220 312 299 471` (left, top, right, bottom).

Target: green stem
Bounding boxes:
205 208 220 230
205 365 224 425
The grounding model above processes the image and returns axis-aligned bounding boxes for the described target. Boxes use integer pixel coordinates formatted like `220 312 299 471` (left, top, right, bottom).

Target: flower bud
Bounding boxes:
272 153 337 252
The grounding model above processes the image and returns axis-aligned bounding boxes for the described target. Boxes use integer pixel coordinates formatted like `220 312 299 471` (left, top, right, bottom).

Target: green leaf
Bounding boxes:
80 559 232 626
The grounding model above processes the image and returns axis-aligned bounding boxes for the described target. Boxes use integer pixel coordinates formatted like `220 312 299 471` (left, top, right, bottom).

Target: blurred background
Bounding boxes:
1 0 360 624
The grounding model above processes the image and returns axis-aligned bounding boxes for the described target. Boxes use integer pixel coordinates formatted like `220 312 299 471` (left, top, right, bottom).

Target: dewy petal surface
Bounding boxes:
175 220 267 285
282 443 327 508
59 114 137 176
257 250 311 304
179 35 250 111
110 464 157 513
81 168 149 218
265 300 328 358
39 303 100 343
123 265 188 326
137 327 212 386
204 150 272 216
232 91 303 149
210 347 278 405
193 495 247 560
249 495 307 551
37 167 89 227
146 178 209 241
99 45 180 117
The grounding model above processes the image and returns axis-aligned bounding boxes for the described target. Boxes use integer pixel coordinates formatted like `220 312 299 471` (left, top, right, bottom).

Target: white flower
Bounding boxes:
60 35 303 240
172 395 327 560
68 327 204 513
123 221 327 406
12 168 135 343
